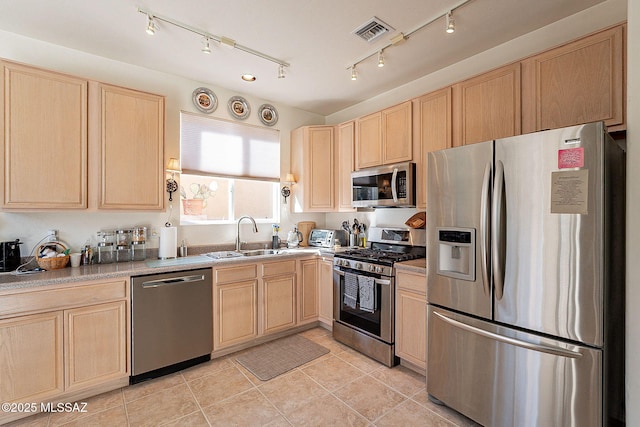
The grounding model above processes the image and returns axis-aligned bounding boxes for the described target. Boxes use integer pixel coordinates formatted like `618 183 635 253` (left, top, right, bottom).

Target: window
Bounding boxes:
179 112 280 224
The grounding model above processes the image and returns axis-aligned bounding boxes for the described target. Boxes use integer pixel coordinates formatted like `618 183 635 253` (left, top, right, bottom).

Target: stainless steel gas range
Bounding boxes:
333 226 426 366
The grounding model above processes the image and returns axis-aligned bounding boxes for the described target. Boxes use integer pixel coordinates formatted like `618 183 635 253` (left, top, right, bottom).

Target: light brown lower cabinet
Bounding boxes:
298 258 319 325
395 269 427 373
262 260 297 335
318 257 334 327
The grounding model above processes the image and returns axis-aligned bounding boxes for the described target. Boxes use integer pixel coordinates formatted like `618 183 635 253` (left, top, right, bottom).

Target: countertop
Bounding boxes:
395 258 427 275
0 247 336 292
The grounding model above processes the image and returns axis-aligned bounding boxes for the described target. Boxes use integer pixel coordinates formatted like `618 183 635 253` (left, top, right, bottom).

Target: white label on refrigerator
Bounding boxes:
550 169 589 214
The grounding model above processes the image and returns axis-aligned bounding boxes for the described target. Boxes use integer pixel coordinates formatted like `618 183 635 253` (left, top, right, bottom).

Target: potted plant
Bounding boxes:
180 182 217 215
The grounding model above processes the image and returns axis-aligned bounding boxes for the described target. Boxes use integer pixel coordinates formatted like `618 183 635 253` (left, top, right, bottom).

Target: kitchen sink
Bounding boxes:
205 249 285 259
205 251 244 259
241 249 284 256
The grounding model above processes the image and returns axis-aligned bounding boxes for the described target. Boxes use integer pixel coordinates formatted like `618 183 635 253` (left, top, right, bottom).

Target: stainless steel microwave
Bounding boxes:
351 162 416 208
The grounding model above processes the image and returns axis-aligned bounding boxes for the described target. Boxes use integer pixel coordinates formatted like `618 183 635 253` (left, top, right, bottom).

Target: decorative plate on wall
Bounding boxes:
228 96 250 120
192 87 217 113
258 104 278 126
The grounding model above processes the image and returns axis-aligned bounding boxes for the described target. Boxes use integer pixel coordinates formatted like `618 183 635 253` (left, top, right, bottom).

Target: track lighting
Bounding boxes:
201 37 212 54
446 11 455 34
145 14 157 35
351 66 357 81
138 8 289 77
377 51 385 68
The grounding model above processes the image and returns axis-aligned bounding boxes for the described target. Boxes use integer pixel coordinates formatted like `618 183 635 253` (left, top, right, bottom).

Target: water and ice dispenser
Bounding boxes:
436 228 475 281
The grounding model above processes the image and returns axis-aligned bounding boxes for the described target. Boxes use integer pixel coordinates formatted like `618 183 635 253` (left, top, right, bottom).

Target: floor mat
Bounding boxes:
235 334 330 381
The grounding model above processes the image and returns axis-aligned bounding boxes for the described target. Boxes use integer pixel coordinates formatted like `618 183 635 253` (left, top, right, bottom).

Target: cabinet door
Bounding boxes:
318 258 334 327
307 127 335 211
413 88 452 209
1 61 87 209
382 101 412 164
298 258 319 324
91 83 164 210
214 280 258 350
0 312 63 402
453 63 521 146
396 289 427 372
521 25 624 133
262 274 297 334
65 301 127 391
336 121 355 212
356 112 382 169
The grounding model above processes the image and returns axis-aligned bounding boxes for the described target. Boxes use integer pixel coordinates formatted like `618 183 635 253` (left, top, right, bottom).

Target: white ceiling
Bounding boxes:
0 0 605 116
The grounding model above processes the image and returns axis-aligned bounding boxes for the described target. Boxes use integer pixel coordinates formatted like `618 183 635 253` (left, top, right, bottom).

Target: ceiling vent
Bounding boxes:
353 17 394 43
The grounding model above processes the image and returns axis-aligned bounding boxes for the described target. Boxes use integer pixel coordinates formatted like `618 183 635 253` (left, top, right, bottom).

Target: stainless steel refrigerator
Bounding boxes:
426 122 625 427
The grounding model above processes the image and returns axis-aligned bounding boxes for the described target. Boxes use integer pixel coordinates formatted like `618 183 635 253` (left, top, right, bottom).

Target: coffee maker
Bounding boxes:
0 239 22 272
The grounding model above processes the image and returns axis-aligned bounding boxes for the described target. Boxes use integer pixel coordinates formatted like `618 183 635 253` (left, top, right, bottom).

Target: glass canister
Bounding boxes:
97 242 114 264
132 227 147 243
115 245 131 263
116 229 132 247
97 230 116 245
131 240 146 261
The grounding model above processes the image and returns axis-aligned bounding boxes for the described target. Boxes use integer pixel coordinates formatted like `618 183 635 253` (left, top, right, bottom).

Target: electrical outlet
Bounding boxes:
150 227 159 239
47 229 58 242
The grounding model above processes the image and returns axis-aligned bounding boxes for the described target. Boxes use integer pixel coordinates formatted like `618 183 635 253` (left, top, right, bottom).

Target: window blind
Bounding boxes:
181 111 280 181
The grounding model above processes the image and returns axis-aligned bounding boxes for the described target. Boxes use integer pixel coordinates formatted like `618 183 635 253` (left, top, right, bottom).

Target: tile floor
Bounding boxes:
8 327 479 427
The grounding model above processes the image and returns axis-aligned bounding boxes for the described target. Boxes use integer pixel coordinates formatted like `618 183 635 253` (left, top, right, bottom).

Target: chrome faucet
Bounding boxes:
236 216 258 251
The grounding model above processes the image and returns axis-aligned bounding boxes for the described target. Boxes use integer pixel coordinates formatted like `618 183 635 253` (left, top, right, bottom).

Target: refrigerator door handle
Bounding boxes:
391 167 398 202
433 311 583 359
480 162 492 296
492 160 506 300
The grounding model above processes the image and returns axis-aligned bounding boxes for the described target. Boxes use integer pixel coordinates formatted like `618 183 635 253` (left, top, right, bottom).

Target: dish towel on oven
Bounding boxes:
343 272 358 309
358 275 376 313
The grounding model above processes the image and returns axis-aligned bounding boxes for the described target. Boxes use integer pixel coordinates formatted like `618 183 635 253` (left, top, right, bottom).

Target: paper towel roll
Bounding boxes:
158 226 177 259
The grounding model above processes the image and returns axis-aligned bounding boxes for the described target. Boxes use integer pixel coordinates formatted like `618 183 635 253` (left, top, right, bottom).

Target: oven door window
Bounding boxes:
338 270 384 337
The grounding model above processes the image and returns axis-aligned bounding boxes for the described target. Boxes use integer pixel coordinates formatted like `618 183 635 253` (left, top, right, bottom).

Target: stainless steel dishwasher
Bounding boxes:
130 268 213 384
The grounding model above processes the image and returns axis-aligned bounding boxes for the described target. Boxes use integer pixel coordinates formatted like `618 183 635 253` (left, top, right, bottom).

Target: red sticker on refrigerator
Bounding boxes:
558 147 584 169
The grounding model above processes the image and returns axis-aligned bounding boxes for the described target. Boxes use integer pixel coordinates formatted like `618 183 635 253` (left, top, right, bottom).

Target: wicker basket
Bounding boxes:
36 241 70 270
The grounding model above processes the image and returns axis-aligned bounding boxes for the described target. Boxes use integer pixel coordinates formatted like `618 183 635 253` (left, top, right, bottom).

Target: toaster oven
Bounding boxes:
308 229 348 248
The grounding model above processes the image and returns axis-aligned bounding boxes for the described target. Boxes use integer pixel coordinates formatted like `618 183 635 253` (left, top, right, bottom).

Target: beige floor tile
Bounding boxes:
411 391 480 427
258 370 329 415
285 394 368 427
188 366 254 408
2 412 49 427
301 355 365 391
202 388 281 426
335 348 384 373
234 360 267 386
369 365 426 397
334 375 406 422
263 415 293 426
49 388 124 426
160 410 210 426
298 326 332 340
56 405 128 427
126 382 199 427
375 399 455 426
181 356 235 382
311 335 350 354
124 372 185 403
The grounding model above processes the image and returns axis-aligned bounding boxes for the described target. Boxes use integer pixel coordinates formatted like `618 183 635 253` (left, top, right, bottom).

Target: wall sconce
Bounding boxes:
281 173 295 204
166 157 181 201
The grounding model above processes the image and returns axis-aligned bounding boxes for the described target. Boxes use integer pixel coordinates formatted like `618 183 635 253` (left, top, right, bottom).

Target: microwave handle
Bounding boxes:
391 168 398 202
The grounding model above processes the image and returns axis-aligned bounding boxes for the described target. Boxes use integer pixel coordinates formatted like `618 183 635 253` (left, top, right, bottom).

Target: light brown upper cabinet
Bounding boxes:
336 121 355 211
1 61 88 209
290 125 335 212
356 101 412 169
521 24 625 133
453 63 521 146
90 83 165 210
412 87 452 209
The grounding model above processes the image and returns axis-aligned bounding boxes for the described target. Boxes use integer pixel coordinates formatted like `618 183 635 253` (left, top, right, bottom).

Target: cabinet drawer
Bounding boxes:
0 279 127 318
396 270 426 295
262 260 296 277
215 264 257 284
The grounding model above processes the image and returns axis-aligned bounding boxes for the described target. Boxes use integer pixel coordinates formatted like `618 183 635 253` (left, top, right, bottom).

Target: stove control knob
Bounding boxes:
367 264 374 272
355 262 363 270
375 266 384 274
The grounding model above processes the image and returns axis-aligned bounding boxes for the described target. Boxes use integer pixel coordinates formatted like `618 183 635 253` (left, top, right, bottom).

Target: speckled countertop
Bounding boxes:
0 247 336 292
395 258 427 275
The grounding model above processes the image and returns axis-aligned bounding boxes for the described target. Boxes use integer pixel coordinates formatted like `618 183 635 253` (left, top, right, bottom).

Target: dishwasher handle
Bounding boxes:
141 274 205 288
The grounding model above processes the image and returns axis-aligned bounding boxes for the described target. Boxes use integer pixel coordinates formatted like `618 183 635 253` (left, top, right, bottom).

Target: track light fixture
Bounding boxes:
138 8 289 76
446 11 455 34
145 14 157 35
345 0 472 80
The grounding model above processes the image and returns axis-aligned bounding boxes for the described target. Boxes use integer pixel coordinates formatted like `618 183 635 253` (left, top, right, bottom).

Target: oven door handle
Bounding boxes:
334 268 391 286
